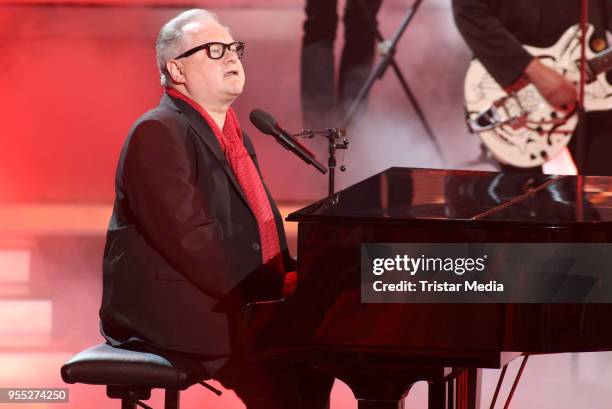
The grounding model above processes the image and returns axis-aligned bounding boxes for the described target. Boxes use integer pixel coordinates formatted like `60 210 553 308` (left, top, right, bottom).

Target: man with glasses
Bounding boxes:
99 9 333 408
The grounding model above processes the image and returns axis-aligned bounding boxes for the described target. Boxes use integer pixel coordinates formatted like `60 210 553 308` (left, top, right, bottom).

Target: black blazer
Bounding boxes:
99 94 293 356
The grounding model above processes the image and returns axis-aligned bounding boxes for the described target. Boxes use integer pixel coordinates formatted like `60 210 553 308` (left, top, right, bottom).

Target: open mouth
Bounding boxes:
224 70 239 78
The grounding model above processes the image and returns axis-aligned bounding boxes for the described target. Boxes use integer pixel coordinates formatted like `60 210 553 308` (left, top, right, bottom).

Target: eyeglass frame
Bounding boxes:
174 41 246 60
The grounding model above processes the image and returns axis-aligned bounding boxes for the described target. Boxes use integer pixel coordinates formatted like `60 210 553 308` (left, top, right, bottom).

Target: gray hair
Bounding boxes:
156 9 219 88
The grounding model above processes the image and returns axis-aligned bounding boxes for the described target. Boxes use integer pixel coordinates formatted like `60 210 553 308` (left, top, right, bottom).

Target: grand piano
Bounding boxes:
242 167 612 409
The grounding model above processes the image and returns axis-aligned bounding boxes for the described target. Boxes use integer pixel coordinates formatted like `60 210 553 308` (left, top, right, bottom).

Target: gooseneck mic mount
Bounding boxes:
294 128 349 203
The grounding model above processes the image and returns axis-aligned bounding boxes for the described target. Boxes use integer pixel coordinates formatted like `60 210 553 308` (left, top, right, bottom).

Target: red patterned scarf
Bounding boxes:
166 88 283 271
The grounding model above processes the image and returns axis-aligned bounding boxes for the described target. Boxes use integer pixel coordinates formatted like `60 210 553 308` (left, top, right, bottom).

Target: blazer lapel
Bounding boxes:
161 94 252 210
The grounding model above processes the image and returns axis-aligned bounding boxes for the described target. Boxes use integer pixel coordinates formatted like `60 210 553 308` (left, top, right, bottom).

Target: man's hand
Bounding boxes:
524 58 577 111
282 271 297 298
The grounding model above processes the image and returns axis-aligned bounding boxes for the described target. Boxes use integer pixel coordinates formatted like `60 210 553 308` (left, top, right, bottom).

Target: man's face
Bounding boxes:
175 20 245 106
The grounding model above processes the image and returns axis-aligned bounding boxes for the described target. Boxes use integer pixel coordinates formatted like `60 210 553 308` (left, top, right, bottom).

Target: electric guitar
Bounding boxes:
464 24 612 168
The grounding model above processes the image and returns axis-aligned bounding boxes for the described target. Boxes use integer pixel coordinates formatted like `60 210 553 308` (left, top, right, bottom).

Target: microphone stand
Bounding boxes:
294 128 349 203
572 0 589 379
575 0 588 223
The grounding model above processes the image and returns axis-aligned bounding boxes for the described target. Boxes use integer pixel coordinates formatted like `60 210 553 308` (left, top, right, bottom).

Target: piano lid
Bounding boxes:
287 167 612 226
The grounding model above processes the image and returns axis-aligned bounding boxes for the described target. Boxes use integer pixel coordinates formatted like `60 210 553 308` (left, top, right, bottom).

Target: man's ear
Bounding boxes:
167 60 186 84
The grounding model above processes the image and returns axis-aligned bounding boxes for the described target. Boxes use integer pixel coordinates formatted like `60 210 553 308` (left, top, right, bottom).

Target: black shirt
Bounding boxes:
452 0 611 86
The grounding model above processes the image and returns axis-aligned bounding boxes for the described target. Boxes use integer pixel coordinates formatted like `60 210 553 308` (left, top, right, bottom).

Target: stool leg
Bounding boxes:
121 398 137 409
164 389 180 409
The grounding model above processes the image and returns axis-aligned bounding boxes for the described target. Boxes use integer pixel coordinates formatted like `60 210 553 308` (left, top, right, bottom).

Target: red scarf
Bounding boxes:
166 88 283 271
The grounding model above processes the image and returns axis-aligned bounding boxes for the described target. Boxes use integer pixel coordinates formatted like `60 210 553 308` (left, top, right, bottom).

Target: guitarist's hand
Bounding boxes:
524 58 577 111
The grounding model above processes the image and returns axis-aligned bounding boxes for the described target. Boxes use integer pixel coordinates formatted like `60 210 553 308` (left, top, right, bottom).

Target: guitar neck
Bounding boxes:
589 47 612 77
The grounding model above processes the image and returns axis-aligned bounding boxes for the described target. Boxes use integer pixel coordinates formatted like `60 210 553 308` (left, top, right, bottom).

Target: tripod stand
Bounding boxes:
344 0 446 163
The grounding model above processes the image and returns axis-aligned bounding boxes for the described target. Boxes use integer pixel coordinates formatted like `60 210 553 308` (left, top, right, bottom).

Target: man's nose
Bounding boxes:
223 49 238 63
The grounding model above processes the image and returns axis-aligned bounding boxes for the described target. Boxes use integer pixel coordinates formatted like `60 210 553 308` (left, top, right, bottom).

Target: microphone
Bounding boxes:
249 109 327 174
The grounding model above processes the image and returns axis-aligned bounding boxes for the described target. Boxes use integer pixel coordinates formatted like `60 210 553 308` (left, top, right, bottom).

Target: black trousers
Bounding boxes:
301 0 383 128
136 343 334 409
568 110 612 176
215 355 334 409
500 110 612 176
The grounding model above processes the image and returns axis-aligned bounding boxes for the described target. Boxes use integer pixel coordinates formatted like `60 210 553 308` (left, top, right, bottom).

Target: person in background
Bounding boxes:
453 0 612 175
301 0 383 129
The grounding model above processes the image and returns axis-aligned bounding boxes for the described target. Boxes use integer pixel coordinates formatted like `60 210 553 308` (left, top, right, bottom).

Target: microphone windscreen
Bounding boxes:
249 109 277 135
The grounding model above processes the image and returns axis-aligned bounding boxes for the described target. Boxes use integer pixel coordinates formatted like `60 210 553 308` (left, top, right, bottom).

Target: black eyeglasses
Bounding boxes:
175 41 246 60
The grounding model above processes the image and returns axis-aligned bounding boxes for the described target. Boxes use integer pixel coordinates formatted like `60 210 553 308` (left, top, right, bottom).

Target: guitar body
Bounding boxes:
464 24 612 168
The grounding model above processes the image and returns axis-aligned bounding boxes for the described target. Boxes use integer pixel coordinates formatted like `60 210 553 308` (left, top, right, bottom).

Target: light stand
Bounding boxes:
344 0 446 164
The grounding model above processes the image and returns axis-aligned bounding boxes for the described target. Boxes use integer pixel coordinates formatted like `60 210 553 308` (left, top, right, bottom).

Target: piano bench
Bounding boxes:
61 343 220 409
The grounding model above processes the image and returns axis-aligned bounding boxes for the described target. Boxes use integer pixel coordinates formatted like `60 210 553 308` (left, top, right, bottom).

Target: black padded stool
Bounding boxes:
61 343 221 409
